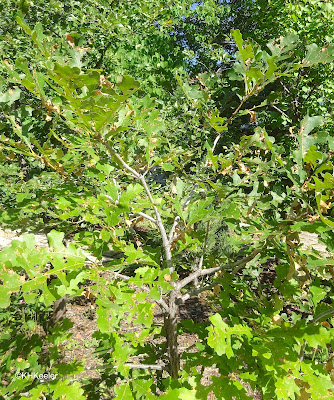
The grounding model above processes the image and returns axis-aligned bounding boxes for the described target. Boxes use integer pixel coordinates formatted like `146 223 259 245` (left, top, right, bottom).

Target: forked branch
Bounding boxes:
101 138 174 274
175 249 261 291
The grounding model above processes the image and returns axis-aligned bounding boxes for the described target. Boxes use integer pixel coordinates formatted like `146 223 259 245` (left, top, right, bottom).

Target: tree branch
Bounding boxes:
168 216 180 244
175 249 261 291
136 212 157 224
88 363 165 371
176 250 260 305
139 175 174 275
176 282 216 304
192 221 210 288
103 140 140 178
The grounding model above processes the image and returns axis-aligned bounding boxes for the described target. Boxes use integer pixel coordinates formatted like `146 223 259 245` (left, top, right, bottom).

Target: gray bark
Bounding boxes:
52 296 68 326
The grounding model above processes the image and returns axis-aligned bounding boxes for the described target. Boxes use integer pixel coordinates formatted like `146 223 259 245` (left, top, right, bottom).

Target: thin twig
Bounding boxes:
102 188 156 224
193 221 210 288
279 79 291 94
304 83 317 103
183 88 257 210
313 308 334 324
271 104 290 120
112 177 120 205
212 86 257 152
182 184 198 210
299 307 334 362
82 251 170 313
298 340 307 362
102 194 114 201
223 89 254 129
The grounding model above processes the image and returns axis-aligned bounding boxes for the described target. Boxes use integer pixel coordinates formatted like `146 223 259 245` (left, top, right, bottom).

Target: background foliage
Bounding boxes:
0 1 334 399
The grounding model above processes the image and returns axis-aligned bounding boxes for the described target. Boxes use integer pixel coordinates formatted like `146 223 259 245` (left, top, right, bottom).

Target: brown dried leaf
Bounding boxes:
66 35 75 48
247 110 256 123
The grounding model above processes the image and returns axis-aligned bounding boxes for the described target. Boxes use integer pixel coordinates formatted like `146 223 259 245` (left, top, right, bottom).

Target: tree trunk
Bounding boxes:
52 295 68 326
164 291 179 379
